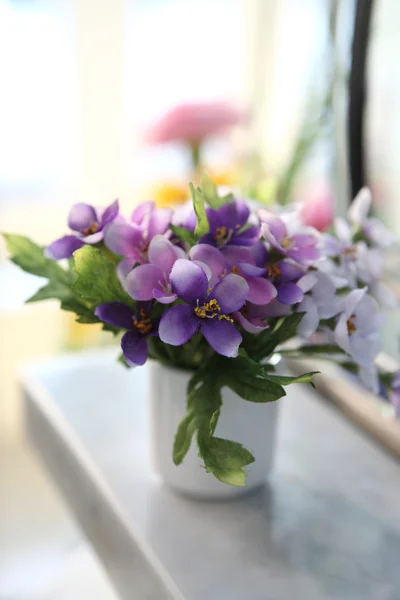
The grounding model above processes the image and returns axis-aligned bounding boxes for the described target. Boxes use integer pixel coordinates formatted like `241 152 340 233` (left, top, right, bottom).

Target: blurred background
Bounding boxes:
0 0 399 598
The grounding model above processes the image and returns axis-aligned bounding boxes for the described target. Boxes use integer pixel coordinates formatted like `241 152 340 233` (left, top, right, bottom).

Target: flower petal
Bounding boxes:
297 297 320 338
348 187 371 225
125 264 163 300
117 258 136 285
210 273 249 313
238 262 266 277
148 208 172 239
121 331 148 367
131 201 154 226
276 282 303 304
153 288 178 304
189 244 226 277
95 302 133 329
100 199 119 225
278 261 304 282
259 211 287 240
159 304 198 346
233 311 268 334
45 235 84 260
222 245 255 266
82 231 104 244
148 234 179 274
170 259 208 304
246 276 277 305
68 203 97 232
201 318 242 358
104 222 143 257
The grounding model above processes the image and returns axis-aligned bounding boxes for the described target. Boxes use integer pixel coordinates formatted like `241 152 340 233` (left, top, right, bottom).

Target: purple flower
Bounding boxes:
95 301 155 367
159 259 249 357
248 242 305 305
296 270 343 338
390 371 400 418
125 235 180 304
233 302 270 334
45 199 119 260
334 287 381 367
104 201 172 267
221 246 277 305
259 210 320 265
348 187 396 248
199 199 260 248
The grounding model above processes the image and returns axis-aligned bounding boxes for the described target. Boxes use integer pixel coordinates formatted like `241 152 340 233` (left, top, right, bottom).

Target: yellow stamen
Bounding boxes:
214 226 227 242
346 314 357 335
266 263 281 278
344 246 357 258
204 299 221 313
194 299 221 319
81 222 100 236
281 234 294 250
218 314 234 323
133 311 152 335
231 265 239 275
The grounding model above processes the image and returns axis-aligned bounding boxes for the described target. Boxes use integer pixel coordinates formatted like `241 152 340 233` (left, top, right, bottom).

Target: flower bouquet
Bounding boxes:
3 177 398 493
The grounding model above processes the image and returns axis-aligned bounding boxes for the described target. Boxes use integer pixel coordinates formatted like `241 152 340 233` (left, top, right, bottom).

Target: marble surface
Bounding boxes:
21 349 400 600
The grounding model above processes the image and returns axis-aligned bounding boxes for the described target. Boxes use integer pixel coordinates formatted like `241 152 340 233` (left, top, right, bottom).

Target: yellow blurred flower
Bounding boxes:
152 182 189 208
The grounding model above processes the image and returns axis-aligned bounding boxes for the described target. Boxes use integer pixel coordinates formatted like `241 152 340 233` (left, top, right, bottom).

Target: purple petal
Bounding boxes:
222 245 255 266
100 199 119 226
246 277 277 305
104 222 143 257
259 211 287 240
82 231 104 244
249 242 269 266
233 311 268 334
210 274 249 313
131 201 154 226
148 235 178 275
261 223 285 253
255 299 291 318
278 261 304 282
201 318 242 358
230 225 261 246
125 264 163 300
68 203 97 232
117 258 136 285
287 245 320 264
159 304 198 346
94 302 133 329
153 288 178 304
189 244 226 278
219 199 250 230
170 259 208 304
45 235 84 260
121 331 148 367
276 282 304 304
238 263 266 277
148 208 172 239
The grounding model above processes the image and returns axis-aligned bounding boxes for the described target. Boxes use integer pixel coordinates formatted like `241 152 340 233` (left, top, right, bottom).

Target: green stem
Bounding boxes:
189 141 202 172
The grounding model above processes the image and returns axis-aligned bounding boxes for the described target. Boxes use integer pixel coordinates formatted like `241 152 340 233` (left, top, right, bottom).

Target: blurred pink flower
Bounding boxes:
300 187 334 232
146 101 244 145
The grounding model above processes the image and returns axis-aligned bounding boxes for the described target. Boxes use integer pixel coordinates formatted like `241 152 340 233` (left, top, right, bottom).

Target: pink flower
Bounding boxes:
145 101 244 145
300 186 334 232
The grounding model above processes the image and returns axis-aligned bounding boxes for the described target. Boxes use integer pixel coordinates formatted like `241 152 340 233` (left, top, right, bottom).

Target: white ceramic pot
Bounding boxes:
149 361 279 499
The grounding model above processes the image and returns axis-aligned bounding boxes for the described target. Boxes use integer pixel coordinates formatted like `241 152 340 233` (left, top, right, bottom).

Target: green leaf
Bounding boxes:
220 356 286 403
197 434 254 486
3 234 72 285
264 371 320 387
246 313 305 361
170 224 197 247
73 245 134 309
26 280 74 304
190 182 209 237
117 353 130 369
173 411 197 465
60 299 99 323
